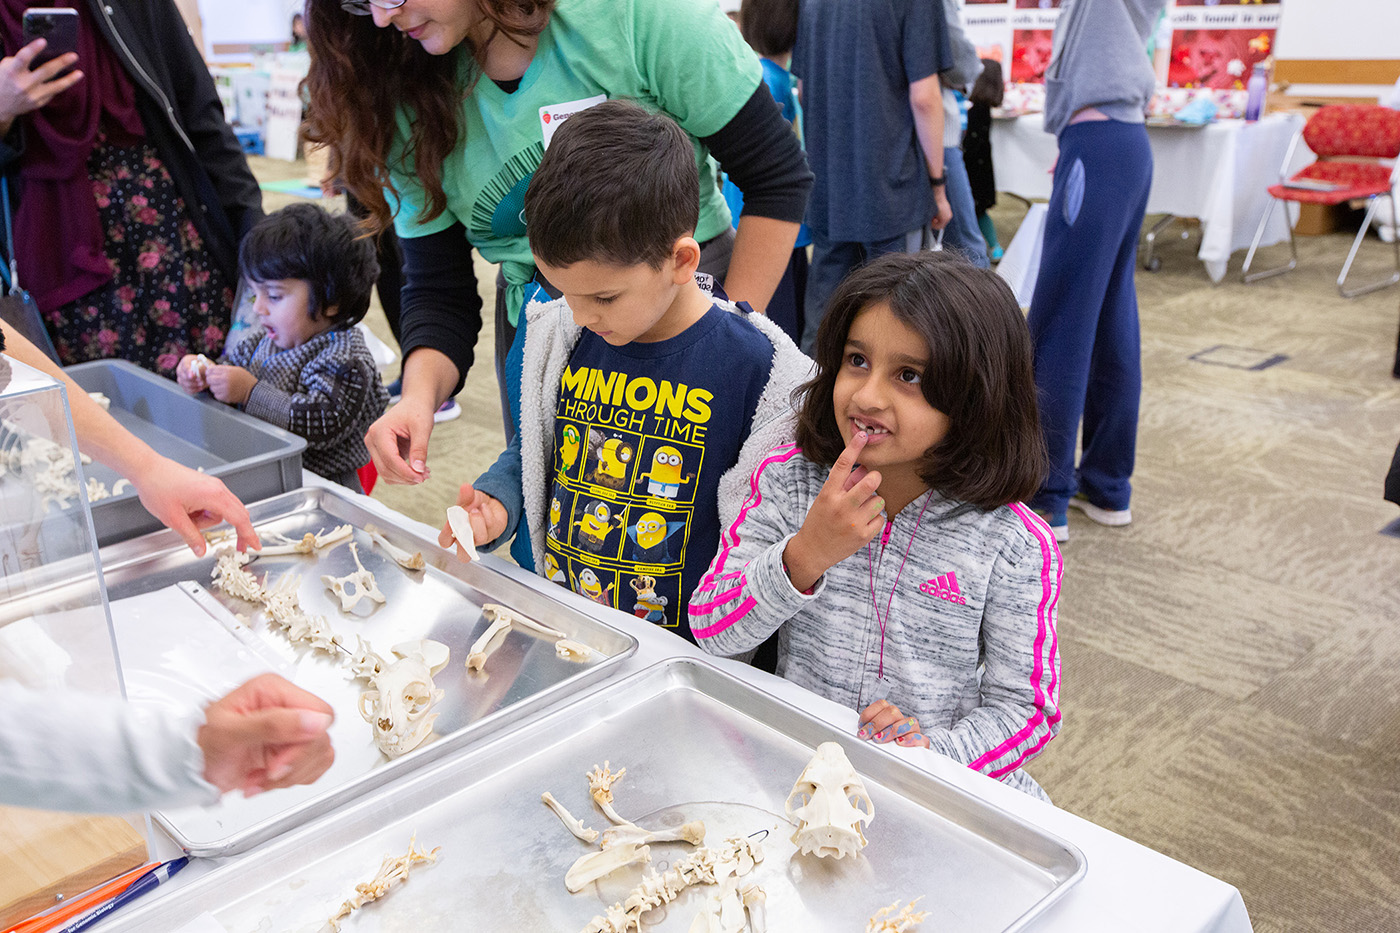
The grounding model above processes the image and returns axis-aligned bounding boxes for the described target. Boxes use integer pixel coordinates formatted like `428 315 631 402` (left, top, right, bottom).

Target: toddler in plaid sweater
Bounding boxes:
177 204 388 490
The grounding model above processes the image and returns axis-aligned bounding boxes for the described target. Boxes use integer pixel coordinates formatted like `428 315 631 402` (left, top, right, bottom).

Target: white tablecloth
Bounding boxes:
125 476 1255 933
992 112 1307 302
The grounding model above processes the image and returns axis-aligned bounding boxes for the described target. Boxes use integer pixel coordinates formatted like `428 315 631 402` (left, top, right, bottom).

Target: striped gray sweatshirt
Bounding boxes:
690 445 1062 799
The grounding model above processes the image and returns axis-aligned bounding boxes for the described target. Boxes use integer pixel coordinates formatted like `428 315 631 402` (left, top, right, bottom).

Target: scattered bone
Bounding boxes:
587 761 639 829
741 885 767 933
555 639 596 663
211 548 265 603
366 524 425 571
87 391 112 410
483 602 565 640
255 524 353 558
542 792 600 844
85 477 110 502
580 836 765 933
0 424 109 512
465 612 513 673
263 573 342 656
393 638 450 675
322 542 387 612
358 643 445 758
327 834 440 932
785 741 875 859
112 478 131 495
565 843 651 894
203 527 237 546
601 820 706 850
444 505 480 561
865 897 929 933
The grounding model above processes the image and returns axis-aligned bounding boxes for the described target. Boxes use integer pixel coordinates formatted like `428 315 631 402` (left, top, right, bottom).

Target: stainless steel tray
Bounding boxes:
96 486 637 857
100 658 1085 933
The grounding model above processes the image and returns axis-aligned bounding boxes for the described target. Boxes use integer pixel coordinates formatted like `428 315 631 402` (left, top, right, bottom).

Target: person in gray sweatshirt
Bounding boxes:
690 252 1061 800
1027 0 1169 543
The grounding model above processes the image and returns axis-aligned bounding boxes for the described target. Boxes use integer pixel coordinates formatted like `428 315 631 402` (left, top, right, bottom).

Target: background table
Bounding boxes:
992 112 1307 305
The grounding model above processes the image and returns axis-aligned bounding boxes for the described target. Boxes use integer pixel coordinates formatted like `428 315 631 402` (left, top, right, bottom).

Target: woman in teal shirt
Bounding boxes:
304 0 812 484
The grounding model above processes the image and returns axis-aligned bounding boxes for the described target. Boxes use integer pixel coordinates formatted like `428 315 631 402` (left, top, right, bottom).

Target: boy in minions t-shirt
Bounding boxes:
446 102 811 642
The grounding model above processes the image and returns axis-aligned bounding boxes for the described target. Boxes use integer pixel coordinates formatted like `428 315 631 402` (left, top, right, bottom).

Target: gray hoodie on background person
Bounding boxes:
1043 0 1169 138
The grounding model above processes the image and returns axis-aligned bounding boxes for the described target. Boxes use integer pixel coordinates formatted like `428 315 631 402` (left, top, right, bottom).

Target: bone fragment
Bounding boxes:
393 638 450 675
466 603 568 673
555 639 596 663
565 843 651 894
865 897 930 933
483 602 566 640
255 524 353 558
542 791 600 844
741 885 767 933
601 820 705 850
112 478 131 495
322 542 387 612
87 391 111 410
365 524 426 570
587 761 640 828
327 834 440 932
444 505 480 561
580 836 764 933
211 548 264 603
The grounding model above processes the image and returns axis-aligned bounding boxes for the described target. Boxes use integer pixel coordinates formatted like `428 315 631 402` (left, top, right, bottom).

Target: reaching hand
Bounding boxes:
198 674 335 797
204 364 257 405
856 699 930 748
0 40 83 132
438 481 507 561
365 399 435 484
132 454 260 556
782 432 885 591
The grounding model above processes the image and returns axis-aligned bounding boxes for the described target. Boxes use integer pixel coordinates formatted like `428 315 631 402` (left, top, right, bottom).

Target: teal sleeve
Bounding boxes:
629 0 763 138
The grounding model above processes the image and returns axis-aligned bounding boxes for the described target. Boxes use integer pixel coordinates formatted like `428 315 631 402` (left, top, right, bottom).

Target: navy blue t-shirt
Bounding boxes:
792 0 951 242
545 305 773 641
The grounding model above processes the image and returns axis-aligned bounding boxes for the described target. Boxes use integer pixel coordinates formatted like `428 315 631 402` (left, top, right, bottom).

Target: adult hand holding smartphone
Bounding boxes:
0 9 83 135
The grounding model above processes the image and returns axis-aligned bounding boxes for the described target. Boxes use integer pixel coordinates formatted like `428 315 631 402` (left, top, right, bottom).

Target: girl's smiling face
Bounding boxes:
833 303 950 484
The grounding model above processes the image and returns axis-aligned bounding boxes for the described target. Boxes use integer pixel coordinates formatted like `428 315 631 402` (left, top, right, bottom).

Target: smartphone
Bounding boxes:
22 8 80 70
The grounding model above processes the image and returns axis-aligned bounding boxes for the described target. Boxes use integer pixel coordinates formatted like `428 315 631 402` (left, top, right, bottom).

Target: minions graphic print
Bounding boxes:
544 307 772 640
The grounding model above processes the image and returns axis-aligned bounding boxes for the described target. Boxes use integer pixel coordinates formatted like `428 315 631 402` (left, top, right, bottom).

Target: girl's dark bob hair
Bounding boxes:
793 251 1046 511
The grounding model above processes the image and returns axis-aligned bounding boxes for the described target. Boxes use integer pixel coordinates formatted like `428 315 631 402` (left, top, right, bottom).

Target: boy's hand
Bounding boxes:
856 699 929 748
437 482 507 561
175 354 209 393
782 432 885 592
205 364 257 405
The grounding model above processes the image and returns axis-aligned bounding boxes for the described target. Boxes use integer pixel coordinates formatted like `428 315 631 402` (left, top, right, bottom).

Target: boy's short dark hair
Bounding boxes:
238 203 379 327
525 99 698 270
740 0 798 58
970 58 1005 109
794 251 1046 511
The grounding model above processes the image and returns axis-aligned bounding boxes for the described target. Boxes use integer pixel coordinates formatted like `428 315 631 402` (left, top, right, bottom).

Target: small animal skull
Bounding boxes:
784 742 875 859
358 647 445 758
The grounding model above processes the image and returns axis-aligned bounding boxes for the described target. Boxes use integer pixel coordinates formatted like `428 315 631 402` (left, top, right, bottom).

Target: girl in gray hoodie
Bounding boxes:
690 252 1061 799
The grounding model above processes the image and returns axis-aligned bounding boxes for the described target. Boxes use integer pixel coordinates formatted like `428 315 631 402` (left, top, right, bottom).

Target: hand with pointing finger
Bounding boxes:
782 431 885 592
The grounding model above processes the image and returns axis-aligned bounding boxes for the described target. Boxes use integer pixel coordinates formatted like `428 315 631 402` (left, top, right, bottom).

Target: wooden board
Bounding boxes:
0 806 148 927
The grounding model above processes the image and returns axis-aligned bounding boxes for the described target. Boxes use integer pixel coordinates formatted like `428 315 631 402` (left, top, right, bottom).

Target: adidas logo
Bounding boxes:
919 572 966 605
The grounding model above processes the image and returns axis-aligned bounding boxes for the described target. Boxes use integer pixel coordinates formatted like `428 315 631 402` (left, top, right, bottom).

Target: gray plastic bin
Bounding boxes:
65 359 306 546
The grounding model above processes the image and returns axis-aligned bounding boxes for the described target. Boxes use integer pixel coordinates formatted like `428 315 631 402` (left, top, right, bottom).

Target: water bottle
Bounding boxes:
1245 64 1267 122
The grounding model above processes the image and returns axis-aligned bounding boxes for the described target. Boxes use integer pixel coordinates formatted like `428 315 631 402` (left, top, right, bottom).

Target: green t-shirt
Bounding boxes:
386 0 762 323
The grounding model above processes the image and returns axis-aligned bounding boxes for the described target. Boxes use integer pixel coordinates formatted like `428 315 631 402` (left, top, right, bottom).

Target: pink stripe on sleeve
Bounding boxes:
693 444 802 597
969 503 1062 775
689 579 748 614
692 596 758 640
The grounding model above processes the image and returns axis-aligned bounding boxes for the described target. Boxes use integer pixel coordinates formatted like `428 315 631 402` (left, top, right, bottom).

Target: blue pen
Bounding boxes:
59 857 190 933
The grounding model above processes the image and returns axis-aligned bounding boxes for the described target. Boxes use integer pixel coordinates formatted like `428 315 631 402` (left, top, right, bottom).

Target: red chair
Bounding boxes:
1242 104 1400 298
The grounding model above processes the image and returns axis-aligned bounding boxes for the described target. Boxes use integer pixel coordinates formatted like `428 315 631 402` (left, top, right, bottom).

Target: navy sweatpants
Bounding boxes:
1027 120 1153 515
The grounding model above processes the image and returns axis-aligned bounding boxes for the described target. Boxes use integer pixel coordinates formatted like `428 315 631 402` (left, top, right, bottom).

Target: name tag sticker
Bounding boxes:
540 94 607 148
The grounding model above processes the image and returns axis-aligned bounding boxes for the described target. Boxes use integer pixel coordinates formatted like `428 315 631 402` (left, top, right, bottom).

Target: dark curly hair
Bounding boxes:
238 203 379 327
301 0 554 237
794 251 1045 511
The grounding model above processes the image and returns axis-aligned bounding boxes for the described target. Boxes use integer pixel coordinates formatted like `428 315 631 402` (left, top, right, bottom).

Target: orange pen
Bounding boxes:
2 862 160 933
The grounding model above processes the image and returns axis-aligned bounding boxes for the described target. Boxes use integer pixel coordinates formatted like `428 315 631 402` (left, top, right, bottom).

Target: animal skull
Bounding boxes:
358 644 446 758
784 742 875 859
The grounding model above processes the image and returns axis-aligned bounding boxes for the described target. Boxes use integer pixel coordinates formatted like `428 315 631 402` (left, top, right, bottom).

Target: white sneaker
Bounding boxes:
433 399 462 423
1069 496 1132 527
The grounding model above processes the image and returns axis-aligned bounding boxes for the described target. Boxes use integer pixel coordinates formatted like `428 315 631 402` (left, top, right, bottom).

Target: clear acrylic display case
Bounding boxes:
0 355 151 927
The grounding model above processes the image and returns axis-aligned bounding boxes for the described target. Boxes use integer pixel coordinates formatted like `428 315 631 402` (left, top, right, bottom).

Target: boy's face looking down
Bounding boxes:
251 279 337 350
535 236 709 346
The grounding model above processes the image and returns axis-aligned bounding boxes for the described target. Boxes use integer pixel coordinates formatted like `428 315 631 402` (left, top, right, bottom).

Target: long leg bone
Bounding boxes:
322 542 387 612
467 603 569 673
365 524 426 570
601 820 706 850
466 613 514 672
483 602 565 640
542 792 600 844
565 843 651 894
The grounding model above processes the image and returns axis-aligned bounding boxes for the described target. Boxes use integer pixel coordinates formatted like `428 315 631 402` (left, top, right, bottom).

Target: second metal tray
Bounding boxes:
97 486 637 856
98 657 1085 932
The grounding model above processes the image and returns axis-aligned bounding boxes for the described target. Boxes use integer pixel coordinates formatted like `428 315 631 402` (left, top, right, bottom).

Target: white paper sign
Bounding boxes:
540 94 607 148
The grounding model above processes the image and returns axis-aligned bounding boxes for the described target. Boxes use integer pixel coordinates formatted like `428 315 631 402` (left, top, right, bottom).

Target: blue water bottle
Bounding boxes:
1245 64 1267 122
